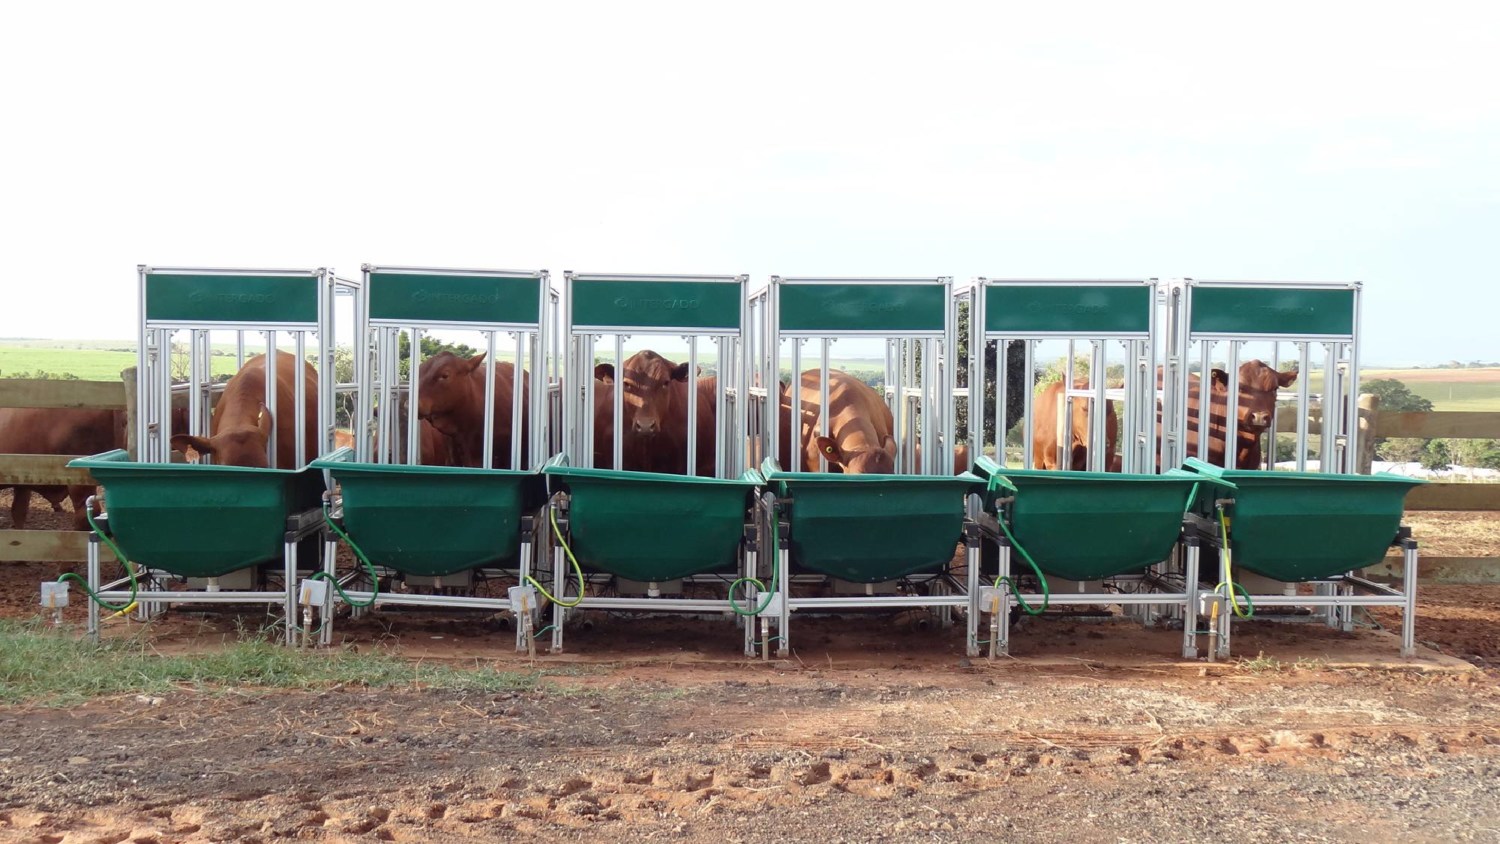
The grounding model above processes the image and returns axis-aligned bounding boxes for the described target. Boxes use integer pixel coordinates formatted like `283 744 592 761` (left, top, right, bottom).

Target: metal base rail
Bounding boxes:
978 528 1204 659
1182 518 1416 662
1187 521 1420 659
543 496 761 655
758 494 985 659
314 510 541 651
86 509 326 646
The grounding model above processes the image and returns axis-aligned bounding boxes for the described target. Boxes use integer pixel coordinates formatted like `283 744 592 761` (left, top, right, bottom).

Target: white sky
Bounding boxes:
1 1 1496 364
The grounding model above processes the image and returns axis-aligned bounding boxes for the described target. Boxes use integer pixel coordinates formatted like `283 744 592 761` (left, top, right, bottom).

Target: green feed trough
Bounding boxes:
312 449 545 578
68 449 325 579
1182 458 1425 582
972 458 1202 581
762 459 983 583
543 458 762 582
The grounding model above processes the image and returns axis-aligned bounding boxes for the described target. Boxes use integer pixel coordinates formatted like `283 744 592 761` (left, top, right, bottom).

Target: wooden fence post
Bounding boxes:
121 366 138 460
1357 393 1378 475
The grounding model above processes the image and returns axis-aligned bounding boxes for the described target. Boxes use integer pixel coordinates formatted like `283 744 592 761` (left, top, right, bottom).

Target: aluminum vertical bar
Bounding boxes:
688 335 699 475
483 331 497 468
612 334 624 472
819 339 830 468
1197 340 1213 462
790 339 802 470
511 330 524 469
1296 343 1311 472
407 328 421 466
294 332 307 467
1022 341 1034 469
1091 340 1106 472
264 331 278 468
1225 341 1241 470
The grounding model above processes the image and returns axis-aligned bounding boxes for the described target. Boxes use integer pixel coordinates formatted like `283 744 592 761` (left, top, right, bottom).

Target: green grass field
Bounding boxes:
5 340 1497 412
0 345 241 381
1302 369 1500 412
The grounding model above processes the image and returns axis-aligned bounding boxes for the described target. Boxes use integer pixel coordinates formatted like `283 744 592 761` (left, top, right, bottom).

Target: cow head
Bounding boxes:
1212 360 1298 433
416 351 486 436
814 435 897 474
620 350 690 438
170 404 275 468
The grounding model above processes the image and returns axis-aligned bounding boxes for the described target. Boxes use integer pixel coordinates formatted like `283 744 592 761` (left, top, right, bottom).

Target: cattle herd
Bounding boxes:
1 348 1297 526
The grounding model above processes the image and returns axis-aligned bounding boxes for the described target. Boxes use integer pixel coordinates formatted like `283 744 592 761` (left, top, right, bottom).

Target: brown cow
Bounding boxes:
415 351 529 469
786 369 897 474
0 408 128 529
170 351 318 469
1031 380 1121 471
371 404 454 466
590 352 716 476
1159 360 1298 470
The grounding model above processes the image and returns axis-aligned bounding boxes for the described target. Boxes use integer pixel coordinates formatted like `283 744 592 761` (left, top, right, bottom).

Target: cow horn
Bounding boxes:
257 403 275 438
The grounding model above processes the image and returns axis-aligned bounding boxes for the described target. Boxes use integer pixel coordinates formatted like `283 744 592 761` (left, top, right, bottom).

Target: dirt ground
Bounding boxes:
5 491 1500 842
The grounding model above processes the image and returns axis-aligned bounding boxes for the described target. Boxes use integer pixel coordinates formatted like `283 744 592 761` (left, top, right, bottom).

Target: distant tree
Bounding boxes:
1365 378 1435 462
1419 439 1450 471
1362 379 1433 414
1444 438 1500 470
954 300 1027 448
1377 437 1427 464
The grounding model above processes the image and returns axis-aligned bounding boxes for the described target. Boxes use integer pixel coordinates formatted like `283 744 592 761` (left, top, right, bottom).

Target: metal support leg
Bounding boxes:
742 543 758 658
1182 541 1200 659
1216 574 1233 661
550 542 566 654
996 541 1012 656
1401 539 1418 658
321 538 337 647
87 533 101 641
965 528 980 657
776 541 790 658
284 540 297 646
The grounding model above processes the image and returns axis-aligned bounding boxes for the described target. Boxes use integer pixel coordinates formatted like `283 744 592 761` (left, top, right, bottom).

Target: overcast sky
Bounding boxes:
2 1 1495 364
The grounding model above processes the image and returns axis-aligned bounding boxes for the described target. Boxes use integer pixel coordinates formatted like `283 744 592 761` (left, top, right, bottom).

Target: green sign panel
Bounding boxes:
984 284 1151 335
145 274 318 323
779 283 946 333
368 273 542 325
1190 286 1355 337
570 279 742 330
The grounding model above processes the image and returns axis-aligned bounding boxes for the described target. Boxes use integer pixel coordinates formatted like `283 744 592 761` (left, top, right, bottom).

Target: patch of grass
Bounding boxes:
0 618 538 707
1236 651 1283 674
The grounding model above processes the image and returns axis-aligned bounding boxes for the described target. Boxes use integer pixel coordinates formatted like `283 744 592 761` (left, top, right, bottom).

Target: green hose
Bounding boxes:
525 505 585 609
58 507 141 613
1214 505 1253 618
994 513 1051 616
730 505 779 618
985 474 1050 615
316 500 380 609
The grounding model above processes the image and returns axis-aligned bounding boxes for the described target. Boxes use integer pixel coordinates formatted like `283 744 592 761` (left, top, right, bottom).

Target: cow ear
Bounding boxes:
670 361 691 382
594 363 615 383
465 352 488 373
1210 369 1230 390
170 434 215 456
815 436 845 466
880 435 897 456
1278 369 1299 388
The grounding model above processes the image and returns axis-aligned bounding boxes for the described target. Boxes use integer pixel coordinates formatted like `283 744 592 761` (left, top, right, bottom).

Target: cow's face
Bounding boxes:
416 351 486 435
170 405 275 468
1211 360 1297 432
620 351 690 438
815 435 897 475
